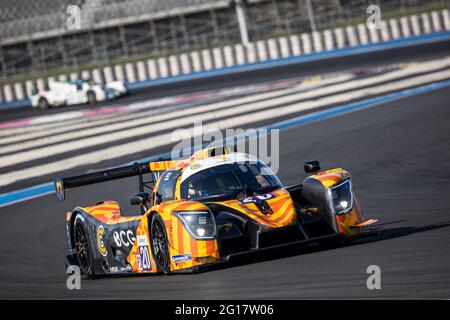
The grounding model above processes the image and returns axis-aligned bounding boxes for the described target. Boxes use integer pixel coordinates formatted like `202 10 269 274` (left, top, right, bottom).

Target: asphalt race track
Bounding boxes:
1 37 450 299
0 85 449 298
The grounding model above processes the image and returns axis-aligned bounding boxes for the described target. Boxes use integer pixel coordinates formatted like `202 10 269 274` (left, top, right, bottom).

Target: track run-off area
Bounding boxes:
0 38 449 299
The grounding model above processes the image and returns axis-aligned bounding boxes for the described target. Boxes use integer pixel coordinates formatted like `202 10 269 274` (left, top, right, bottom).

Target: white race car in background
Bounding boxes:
30 79 128 109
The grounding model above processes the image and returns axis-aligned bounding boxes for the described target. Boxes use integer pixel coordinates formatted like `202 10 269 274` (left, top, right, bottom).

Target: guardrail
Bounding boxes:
0 9 449 108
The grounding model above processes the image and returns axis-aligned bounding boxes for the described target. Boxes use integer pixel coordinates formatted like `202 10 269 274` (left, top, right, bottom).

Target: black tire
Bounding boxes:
37 97 50 109
150 214 170 274
73 215 95 279
87 90 97 104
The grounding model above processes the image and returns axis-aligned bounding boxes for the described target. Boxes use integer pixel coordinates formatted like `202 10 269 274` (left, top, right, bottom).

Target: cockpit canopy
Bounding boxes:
181 161 281 200
156 153 282 202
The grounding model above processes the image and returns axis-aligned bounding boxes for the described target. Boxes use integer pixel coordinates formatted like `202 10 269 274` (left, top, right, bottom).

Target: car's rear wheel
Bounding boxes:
37 97 50 109
87 90 97 104
150 214 170 274
73 215 95 278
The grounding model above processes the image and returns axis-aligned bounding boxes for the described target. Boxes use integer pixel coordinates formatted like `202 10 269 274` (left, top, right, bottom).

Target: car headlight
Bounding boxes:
173 210 217 240
330 179 353 215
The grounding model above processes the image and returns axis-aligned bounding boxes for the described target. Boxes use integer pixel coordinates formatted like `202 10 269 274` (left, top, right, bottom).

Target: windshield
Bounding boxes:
180 161 281 200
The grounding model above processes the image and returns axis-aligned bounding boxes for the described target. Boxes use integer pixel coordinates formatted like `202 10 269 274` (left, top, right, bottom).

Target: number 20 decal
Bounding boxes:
137 246 151 271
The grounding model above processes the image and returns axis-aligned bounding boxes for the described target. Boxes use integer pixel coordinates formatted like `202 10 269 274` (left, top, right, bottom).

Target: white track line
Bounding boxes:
0 58 448 165
0 75 358 154
0 76 333 138
0 68 448 187
3 56 447 143
0 75 353 145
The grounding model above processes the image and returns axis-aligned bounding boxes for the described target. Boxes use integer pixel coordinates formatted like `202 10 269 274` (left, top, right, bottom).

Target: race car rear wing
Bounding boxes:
54 145 233 201
54 162 152 202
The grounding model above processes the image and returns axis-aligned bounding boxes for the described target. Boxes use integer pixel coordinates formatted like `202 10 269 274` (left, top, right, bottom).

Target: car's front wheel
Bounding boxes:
86 90 97 104
73 215 95 278
37 97 50 109
150 214 170 274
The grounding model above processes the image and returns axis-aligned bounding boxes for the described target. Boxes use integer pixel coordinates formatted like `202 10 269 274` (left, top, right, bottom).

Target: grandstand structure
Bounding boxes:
0 0 448 79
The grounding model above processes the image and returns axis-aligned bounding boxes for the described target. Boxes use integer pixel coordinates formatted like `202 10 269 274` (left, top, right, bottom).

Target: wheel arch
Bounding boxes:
68 209 91 249
147 210 171 274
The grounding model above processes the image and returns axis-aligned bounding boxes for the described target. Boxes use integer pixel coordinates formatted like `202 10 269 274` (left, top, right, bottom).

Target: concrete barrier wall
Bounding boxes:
1 9 449 104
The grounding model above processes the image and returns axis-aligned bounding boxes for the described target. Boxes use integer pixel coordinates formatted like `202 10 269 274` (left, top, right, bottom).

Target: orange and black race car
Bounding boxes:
55 146 377 278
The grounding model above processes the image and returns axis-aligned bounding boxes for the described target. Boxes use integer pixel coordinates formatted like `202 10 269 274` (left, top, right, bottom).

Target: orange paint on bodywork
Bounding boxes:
220 188 296 228
149 201 220 271
80 201 141 225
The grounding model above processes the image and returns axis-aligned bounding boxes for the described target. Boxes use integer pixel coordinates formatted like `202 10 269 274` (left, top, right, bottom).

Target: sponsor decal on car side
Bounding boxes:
137 235 148 246
109 266 132 273
136 235 151 271
113 229 136 247
172 254 193 263
96 225 108 256
239 193 275 204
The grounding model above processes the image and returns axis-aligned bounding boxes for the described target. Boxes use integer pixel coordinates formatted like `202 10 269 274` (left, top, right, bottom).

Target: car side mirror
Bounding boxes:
129 192 150 206
304 160 320 174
